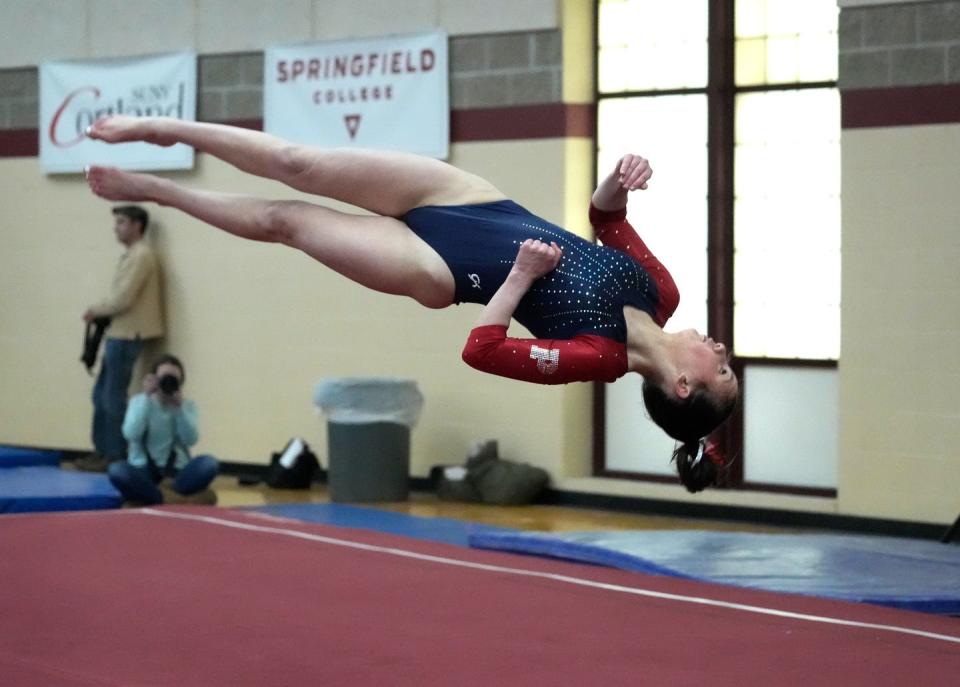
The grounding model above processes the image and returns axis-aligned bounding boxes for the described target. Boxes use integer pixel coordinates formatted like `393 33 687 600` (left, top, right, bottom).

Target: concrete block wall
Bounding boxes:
0 68 37 129
840 0 960 88
0 30 562 129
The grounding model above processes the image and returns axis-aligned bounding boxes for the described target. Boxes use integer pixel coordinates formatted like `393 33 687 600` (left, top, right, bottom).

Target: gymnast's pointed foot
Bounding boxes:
85 165 160 202
85 115 177 147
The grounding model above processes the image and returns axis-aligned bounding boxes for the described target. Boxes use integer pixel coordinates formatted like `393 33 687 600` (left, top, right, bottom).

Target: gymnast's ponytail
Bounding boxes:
641 379 736 492
672 440 725 493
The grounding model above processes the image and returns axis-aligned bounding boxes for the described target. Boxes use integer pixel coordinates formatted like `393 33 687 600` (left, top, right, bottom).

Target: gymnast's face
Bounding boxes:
676 329 738 404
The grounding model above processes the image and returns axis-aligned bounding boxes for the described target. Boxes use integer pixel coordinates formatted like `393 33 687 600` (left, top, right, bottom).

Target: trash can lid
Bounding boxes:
313 377 424 427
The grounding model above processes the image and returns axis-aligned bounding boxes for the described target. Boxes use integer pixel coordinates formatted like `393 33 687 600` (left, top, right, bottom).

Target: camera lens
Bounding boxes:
158 374 181 394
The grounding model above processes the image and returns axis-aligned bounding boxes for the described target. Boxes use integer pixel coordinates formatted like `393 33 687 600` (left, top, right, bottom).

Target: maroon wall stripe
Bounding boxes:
0 104 594 159
7 90 958 157
0 129 38 157
451 103 594 141
842 84 960 129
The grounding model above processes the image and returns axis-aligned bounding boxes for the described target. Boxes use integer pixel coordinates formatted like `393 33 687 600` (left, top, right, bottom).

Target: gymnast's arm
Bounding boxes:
472 239 562 330
589 153 660 257
461 326 626 384
591 153 651 212
588 154 679 324
463 239 627 384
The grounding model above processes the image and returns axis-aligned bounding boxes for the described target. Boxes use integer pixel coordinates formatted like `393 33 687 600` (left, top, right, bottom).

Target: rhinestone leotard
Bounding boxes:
402 200 679 384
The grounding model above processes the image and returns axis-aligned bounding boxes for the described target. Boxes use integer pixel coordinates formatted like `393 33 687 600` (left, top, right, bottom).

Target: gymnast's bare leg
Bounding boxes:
85 166 455 308
86 116 505 217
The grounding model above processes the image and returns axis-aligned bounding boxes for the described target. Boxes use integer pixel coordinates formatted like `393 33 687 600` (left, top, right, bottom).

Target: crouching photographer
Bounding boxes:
107 354 219 505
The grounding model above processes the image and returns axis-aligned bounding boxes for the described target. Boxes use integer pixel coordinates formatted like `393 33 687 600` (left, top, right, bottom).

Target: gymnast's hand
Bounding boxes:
511 239 563 282
616 154 653 191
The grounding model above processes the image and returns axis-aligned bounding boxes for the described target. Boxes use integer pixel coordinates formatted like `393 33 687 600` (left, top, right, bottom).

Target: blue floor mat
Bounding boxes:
245 503 515 547
0 466 121 513
0 446 61 468
469 529 960 615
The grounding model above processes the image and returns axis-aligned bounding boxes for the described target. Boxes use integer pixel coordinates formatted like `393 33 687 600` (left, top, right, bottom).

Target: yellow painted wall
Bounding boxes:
839 124 960 523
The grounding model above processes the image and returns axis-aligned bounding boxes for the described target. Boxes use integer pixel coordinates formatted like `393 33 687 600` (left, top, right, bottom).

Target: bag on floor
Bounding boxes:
266 437 320 489
472 458 549 506
436 440 549 506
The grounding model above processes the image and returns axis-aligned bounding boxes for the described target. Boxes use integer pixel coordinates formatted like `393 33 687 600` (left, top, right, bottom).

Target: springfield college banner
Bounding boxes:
265 32 448 159
40 52 196 174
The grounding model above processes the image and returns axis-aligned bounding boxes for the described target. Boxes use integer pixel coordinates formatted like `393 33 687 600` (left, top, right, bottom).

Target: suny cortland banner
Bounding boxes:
265 32 448 159
40 52 196 174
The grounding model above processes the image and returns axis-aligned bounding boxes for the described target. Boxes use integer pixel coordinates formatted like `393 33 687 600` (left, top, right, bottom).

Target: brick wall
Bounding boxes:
0 29 562 131
840 0 960 89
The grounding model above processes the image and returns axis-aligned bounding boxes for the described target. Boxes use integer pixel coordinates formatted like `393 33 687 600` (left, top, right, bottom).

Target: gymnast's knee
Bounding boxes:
259 201 302 245
274 144 314 181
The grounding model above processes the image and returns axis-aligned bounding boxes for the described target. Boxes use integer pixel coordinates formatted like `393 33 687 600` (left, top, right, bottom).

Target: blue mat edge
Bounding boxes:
469 532 697 579
0 496 122 514
467 531 960 615
243 502 516 547
0 446 62 468
0 465 122 513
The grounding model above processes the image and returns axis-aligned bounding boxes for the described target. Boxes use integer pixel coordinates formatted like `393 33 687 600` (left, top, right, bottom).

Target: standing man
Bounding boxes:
76 206 164 471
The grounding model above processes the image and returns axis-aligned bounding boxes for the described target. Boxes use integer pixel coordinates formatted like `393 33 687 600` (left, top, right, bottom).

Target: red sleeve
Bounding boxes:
589 203 679 327
461 325 627 385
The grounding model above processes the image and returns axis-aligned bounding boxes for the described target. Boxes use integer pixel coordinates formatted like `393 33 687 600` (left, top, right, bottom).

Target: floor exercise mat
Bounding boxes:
0 466 121 513
245 502 515 546
0 446 61 468
2 507 958 686
468 529 960 614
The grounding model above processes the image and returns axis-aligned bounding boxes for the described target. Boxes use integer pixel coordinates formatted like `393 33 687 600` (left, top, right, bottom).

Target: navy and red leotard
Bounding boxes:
401 200 679 385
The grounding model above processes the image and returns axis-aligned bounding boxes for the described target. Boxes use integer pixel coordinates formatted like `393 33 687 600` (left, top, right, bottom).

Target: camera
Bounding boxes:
158 374 181 395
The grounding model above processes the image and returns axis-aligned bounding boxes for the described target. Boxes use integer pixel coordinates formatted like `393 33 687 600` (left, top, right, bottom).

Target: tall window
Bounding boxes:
732 1 840 359
597 0 840 491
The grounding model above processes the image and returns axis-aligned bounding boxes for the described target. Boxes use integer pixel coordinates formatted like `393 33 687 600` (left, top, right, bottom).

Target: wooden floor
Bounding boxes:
211 475 788 534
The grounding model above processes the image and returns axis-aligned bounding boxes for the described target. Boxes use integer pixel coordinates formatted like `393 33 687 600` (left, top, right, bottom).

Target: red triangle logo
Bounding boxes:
344 114 362 140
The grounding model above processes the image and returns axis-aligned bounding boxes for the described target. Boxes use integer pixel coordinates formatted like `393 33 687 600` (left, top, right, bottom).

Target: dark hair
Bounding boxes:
151 354 185 384
641 380 736 492
672 441 722 494
112 205 149 235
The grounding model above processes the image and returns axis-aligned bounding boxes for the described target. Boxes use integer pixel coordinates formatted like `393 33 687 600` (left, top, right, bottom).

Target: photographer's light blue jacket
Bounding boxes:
121 393 199 471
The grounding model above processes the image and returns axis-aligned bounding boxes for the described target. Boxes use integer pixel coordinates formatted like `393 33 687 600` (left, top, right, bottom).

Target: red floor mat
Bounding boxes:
2 507 958 686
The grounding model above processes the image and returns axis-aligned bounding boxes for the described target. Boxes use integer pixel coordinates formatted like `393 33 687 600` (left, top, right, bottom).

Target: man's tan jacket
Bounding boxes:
91 239 164 340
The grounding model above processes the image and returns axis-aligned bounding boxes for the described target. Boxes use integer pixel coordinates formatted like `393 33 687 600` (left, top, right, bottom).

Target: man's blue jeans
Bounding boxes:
108 455 220 505
91 337 144 461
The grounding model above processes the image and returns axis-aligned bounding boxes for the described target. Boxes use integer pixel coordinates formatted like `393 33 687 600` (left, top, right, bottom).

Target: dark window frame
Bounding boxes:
593 0 839 495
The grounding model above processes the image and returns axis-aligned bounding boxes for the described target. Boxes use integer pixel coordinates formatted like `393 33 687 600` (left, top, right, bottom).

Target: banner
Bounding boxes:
265 32 448 159
40 52 196 174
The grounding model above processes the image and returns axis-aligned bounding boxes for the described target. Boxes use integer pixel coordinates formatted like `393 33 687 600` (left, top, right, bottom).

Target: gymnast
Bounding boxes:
84 116 737 492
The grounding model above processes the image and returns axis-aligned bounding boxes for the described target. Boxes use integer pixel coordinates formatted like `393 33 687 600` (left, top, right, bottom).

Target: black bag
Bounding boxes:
266 438 320 489
81 316 112 373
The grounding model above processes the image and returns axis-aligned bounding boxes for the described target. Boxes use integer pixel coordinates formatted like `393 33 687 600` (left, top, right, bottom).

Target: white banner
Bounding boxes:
40 52 196 174
265 32 448 159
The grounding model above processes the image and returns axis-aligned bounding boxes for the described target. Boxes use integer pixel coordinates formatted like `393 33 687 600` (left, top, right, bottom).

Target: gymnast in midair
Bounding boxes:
85 116 737 491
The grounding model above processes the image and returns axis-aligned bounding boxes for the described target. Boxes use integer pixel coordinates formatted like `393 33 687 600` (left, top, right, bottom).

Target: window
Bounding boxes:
597 0 840 491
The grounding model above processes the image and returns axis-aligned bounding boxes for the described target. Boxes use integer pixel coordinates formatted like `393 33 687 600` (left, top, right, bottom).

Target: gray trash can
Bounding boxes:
314 378 423 503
